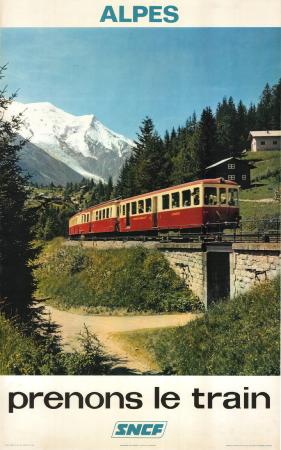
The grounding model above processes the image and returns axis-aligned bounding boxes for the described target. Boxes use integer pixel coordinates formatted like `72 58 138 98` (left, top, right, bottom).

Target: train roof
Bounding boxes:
120 178 238 203
70 178 238 219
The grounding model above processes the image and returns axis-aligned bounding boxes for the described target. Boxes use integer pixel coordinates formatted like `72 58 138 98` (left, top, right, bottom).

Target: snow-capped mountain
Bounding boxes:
7 101 134 185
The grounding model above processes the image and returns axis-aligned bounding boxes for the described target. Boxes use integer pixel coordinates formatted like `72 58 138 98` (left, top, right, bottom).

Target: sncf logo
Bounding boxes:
112 421 167 438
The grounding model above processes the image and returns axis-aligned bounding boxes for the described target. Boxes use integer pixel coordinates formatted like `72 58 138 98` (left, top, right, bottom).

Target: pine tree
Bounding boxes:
0 66 35 319
256 83 273 129
270 79 281 129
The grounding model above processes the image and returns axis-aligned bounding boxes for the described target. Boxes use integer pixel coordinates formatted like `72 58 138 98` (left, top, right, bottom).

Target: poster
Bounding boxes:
0 1 280 449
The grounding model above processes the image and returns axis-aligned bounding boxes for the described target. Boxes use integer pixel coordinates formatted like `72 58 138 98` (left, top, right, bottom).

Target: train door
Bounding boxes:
126 203 130 227
152 196 158 228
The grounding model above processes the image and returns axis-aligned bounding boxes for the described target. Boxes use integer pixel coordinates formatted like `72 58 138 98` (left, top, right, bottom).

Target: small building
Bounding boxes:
248 130 281 152
205 157 254 189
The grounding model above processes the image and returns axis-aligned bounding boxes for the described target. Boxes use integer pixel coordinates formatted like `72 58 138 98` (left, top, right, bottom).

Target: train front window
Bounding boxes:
182 190 191 207
145 198 152 212
193 188 200 205
131 202 137 215
171 192 179 208
219 188 227 205
162 194 170 210
204 187 217 205
228 188 238 206
138 200 144 214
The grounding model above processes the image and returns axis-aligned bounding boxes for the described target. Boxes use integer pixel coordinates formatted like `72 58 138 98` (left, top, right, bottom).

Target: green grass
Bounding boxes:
114 278 280 375
34 239 202 313
240 201 280 228
239 177 279 200
243 150 280 162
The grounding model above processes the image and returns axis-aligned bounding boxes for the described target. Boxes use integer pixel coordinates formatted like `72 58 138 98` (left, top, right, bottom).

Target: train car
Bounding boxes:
69 178 240 238
118 178 239 234
69 199 120 237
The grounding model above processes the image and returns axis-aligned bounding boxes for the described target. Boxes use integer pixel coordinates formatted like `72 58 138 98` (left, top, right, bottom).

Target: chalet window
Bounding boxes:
242 174 247 180
260 141 265 145
131 202 137 215
273 140 278 145
182 190 191 207
162 194 170 210
145 198 152 212
171 192 180 208
228 163 235 169
228 175 235 180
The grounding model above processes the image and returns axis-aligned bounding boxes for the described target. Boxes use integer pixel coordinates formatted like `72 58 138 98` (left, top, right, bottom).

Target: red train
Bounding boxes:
68 178 240 238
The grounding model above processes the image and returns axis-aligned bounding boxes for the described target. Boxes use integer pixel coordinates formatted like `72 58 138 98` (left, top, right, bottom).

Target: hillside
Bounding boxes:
112 277 280 375
239 150 280 224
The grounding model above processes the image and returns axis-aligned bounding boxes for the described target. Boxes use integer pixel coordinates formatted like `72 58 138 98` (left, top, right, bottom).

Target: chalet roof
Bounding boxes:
205 157 234 170
248 130 281 139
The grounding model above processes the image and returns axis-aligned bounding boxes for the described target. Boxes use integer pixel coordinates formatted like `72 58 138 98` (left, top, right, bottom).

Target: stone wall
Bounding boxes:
156 243 206 304
231 243 280 297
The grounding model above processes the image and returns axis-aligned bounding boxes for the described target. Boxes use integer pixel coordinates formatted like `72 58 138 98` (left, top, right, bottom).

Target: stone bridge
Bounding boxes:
67 240 280 308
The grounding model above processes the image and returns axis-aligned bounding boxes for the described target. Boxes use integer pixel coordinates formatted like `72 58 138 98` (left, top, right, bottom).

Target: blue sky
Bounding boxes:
1 28 280 138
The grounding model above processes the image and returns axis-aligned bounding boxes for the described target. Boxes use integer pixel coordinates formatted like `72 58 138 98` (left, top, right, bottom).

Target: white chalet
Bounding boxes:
248 130 281 152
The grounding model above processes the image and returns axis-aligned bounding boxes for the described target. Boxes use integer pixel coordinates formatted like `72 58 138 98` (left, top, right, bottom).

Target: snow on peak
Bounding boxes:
6 100 133 183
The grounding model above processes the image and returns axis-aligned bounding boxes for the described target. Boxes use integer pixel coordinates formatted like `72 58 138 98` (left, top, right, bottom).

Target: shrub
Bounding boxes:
0 314 112 375
34 242 201 313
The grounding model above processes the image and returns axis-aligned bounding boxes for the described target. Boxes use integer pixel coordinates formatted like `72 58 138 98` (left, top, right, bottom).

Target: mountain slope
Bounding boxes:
19 141 83 185
7 101 133 184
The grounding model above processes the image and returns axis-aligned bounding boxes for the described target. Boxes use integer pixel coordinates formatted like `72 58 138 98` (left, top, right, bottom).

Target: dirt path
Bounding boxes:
44 305 198 373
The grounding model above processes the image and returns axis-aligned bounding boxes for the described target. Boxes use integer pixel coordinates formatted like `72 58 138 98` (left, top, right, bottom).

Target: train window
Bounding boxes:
219 188 227 205
131 202 137 215
122 205 125 216
96 211 98 221
102 209 106 219
204 187 217 205
171 192 180 208
138 200 144 214
162 194 170 210
106 208 109 218
182 190 191 207
87 213 90 222
145 198 152 212
99 210 102 220
228 188 238 206
193 188 200 205
109 208 112 218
